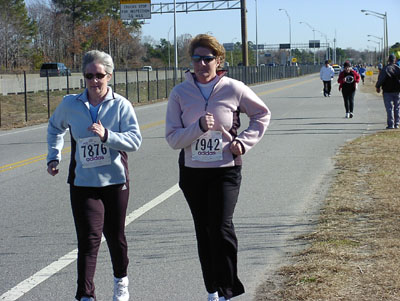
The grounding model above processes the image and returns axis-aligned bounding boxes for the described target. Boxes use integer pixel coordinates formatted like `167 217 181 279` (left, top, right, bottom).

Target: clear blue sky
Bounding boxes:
139 0 399 51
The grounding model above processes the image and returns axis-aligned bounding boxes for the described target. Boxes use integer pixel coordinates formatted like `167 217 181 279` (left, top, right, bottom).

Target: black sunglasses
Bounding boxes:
84 73 108 80
191 55 216 63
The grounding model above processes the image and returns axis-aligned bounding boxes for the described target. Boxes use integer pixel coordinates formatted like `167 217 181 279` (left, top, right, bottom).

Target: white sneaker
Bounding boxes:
345 113 350 118
114 277 129 301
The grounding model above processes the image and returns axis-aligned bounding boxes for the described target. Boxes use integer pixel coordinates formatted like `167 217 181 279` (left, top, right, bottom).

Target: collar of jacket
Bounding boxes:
184 69 228 84
77 86 116 105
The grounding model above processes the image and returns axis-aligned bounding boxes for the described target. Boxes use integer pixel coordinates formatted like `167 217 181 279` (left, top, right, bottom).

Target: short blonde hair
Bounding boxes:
188 34 226 68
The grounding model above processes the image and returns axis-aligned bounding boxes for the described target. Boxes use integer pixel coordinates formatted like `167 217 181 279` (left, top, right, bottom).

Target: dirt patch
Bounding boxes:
255 70 400 300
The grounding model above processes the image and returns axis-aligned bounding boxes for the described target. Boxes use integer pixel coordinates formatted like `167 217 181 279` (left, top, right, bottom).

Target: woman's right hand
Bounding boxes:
200 112 214 131
47 161 59 176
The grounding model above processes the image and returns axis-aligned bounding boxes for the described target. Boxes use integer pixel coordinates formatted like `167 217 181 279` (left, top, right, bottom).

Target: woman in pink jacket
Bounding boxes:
165 34 271 301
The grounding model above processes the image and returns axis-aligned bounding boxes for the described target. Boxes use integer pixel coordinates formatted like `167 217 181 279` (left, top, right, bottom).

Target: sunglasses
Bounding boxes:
84 73 108 80
191 55 216 63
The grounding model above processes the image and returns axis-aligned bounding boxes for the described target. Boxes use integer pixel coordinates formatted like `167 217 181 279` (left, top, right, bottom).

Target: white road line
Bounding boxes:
0 183 180 301
0 125 48 137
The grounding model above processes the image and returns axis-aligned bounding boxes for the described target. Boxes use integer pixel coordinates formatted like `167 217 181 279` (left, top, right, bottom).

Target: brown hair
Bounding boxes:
188 34 226 68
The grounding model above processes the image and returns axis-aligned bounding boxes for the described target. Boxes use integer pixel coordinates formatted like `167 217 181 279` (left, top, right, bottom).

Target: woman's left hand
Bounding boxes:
230 140 243 156
88 120 106 141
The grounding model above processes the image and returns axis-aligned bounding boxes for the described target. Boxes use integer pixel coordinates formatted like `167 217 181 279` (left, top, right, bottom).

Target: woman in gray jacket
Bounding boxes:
47 50 141 301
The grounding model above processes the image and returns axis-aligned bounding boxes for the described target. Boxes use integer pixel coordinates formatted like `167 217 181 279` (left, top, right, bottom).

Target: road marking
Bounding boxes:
0 120 166 173
0 183 180 301
0 75 317 173
257 78 315 96
0 125 47 137
0 148 71 173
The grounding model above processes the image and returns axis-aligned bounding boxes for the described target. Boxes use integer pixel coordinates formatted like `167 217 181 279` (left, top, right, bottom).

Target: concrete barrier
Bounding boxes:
0 69 178 95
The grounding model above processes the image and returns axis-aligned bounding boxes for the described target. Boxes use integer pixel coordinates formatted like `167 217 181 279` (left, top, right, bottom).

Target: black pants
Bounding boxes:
70 183 129 300
342 90 356 113
323 80 332 95
179 165 245 299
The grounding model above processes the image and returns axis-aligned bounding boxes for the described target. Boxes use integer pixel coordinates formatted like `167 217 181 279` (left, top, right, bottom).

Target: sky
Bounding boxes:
138 0 399 51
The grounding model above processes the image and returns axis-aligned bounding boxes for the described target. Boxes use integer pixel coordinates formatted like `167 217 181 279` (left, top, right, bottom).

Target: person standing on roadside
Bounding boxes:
375 54 400 129
320 60 335 97
165 34 271 301
47 50 142 301
338 61 360 118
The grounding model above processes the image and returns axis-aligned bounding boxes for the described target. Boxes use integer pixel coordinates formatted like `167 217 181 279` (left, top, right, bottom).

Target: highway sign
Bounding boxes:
120 0 151 20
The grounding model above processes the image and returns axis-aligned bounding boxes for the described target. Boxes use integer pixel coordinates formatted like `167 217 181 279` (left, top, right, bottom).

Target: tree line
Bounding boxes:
1 0 399 72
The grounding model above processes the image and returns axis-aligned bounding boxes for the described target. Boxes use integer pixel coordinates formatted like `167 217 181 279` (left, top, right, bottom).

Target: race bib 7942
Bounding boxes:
191 131 223 162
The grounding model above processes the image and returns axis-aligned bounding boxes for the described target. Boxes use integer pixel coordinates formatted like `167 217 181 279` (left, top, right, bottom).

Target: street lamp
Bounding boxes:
367 34 383 62
368 39 381 62
361 10 388 60
231 38 237 66
167 26 173 68
299 21 316 65
279 8 291 65
316 30 329 61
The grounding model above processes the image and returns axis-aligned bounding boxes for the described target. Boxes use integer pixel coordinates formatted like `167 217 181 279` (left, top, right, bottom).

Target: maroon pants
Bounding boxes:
70 183 129 300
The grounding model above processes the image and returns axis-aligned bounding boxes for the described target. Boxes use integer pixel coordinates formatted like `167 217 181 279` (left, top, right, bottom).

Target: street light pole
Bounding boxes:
361 10 388 60
255 0 258 66
367 34 383 63
241 0 248 66
299 21 316 65
167 26 173 68
279 8 291 65
173 0 178 80
316 30 329 61
368 39 381 62
231 37 237 66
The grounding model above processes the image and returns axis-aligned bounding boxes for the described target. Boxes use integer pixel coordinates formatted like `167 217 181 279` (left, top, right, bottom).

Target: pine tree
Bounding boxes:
0 0 37 69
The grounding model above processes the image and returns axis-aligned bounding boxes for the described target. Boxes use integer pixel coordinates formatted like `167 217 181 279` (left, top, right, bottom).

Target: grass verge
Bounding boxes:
255 72 400 300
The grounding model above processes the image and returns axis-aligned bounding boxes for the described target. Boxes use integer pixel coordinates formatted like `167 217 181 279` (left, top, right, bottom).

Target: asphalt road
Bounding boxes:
0 74 386 300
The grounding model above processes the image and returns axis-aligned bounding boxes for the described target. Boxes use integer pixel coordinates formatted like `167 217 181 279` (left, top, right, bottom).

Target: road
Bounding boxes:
0 74 385 300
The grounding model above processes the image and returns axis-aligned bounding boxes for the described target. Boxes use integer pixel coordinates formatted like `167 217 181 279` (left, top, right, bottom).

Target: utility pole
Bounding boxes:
241 0 248 66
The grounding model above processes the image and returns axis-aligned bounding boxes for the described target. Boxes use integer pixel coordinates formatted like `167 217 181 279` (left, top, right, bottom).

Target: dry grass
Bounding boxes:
255 71 400 300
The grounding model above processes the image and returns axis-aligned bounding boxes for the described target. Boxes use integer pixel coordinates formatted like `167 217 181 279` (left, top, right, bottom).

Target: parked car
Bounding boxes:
332 64 341 74
40 62 71 77
141 66 152 71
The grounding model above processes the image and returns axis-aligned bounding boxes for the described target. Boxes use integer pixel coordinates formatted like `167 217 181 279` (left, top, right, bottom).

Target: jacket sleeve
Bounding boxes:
165 89 205 150
375 68 387 88
105 100 142 152
235 85 271 153
47 96 70 163
354 71 361 83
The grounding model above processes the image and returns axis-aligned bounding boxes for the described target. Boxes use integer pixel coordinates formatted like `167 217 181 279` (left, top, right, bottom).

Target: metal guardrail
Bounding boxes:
0 65 320 128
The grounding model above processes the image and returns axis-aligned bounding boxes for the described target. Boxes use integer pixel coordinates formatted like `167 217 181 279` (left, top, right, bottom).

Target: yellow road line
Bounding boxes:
0 77 315 173
257 78 315 96
0 120 167 173
0 148 71 173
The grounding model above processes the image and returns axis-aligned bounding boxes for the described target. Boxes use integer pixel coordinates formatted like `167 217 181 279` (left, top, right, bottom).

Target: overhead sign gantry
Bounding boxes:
120 0 249 67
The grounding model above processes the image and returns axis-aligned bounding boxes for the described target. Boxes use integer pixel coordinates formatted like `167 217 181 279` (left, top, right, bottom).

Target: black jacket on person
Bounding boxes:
375 63 400 93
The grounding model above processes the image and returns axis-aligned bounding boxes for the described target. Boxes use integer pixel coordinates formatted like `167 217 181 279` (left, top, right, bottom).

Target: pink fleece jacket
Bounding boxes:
165 70 271 168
